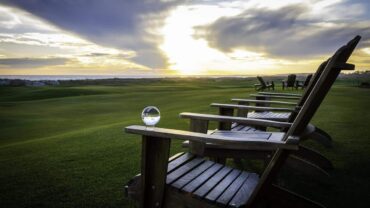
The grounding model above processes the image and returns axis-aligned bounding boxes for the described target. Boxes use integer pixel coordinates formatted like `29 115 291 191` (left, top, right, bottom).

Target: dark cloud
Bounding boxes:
0 57 69 68
0 0 183 68
196 4 370 58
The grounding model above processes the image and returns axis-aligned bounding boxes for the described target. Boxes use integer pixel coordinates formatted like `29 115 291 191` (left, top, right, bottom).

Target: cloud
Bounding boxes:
196 4 370 58
0 0 183 68
0 57 69 68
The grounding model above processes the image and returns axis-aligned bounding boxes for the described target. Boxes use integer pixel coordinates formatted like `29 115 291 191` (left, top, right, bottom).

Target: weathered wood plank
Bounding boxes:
211 131 272 140
180 112 292 129
181 163 224 193
247 112 291 122
232 98 297 106
168 152 195 173
228 173 259 207
193 166 233 198
216 171 250 205
258 92 302 97
250 94 301 100
125 125 298 150
141 135 170 208
166 157 205 184
171 160 214 189
211 103 295 112
205 169 241 202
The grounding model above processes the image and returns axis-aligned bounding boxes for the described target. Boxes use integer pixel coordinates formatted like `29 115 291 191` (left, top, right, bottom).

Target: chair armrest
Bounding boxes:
231 98 297 106
179 112 293 129
250 94 301 100
125 125 298 150
258 92 302 97
211 103 296 112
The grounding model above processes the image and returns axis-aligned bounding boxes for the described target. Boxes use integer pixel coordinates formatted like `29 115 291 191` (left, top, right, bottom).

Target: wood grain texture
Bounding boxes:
250 94 301 100
141 135 170 208
180 112 292 129
211 103 295 112
258 92 302 97
125 125 298 150
232 98 297 106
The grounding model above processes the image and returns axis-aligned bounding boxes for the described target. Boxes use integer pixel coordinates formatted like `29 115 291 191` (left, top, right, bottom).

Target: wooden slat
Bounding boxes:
228 173 259 207
180 112 292 129
182 163 224 193
268 133 286 142
205 169 241 202
192 166 232 197
247 112 290 122
258 92 302 97
250 94 301 100
211 103 295 112
211 131 272 140
171 160 214 189
216 171 250 205
125 125 298 150
237 126 255 132
167 152 195 173
232 98 297 106
167 157 205 184
168 152 185 163
231 124 245 131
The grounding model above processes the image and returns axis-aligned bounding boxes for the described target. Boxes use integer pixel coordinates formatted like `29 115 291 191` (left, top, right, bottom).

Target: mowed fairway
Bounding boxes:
0 79 369 208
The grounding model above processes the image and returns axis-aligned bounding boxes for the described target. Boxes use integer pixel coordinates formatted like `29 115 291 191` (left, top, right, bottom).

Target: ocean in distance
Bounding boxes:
0 75 253 81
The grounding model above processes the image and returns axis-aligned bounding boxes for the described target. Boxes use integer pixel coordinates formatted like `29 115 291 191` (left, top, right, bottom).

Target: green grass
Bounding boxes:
0 79 369 207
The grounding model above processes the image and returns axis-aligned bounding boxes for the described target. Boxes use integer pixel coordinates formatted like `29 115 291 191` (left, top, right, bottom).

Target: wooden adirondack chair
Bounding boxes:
254 76 274 91
123 37 360 207
180 36 360 175
282 74 297 90
296 74 313 89
227 58 340 150
228 61 332 149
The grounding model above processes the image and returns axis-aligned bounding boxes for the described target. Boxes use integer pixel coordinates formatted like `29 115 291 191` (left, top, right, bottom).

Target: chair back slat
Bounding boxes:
257 76 267 87
286 74 296 87
286 35 361 138
287 60 328 122
247 36 361 206
303 74 313 87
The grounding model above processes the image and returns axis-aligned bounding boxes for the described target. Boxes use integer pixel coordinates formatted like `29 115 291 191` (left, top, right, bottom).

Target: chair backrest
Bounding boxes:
257 76 267 87
303 74 313 87
286 74 296 86
247 35 361 206
287 35 360 136
287 61 328 122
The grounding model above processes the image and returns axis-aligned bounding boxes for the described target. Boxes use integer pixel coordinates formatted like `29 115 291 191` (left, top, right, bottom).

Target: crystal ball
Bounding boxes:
141 106 160 126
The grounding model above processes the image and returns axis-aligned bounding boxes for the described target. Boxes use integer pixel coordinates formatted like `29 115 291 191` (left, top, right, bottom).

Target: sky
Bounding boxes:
0 0 369 76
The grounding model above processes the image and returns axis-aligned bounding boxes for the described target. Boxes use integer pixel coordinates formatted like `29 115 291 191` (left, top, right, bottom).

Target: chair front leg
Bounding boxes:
141 135 171 208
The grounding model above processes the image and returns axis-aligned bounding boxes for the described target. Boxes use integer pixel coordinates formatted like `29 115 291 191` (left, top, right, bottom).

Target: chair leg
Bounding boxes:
292 145 333 171
285 155 330 177
267 184 326 208
308 128 333 148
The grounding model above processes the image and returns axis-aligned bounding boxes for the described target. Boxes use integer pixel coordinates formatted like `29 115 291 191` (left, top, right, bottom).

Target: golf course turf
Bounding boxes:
0 78 369 207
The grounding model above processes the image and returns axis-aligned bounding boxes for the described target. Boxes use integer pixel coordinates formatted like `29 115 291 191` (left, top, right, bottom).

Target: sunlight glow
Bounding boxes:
160 5 287 75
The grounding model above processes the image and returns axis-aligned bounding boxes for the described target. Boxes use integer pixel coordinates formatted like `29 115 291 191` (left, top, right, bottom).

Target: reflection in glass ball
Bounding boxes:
141 106 160 126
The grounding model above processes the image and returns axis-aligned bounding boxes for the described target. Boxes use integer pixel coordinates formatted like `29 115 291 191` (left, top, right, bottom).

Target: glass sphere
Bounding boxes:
141 106 160 126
